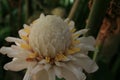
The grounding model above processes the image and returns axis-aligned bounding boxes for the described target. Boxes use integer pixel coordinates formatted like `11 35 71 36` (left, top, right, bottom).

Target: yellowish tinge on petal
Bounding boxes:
72 40 80 45
55 53 67 61
70 28 76 33
26 53 38 62
20 35 28 41
24 26 31 34
29 53 38 59
20 43 31 50
44 53 67 63
45 57 51 63
72 33 81 39
66 47 80 54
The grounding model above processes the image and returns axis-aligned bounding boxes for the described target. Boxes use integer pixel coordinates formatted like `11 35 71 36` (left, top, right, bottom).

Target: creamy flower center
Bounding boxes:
29 15 72 58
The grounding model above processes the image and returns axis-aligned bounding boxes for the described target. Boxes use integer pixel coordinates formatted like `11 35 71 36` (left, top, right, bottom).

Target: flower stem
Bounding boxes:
93 44 102 61
85 0 111 37
68 0 80 20
84 0 111 61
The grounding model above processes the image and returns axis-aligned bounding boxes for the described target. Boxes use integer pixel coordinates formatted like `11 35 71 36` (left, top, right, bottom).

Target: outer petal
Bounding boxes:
5 37 25 44
67 62 86 80
48 68 55 80
40 13 45 19
78 43 95 51
0 46 30 59
78 36 95 46
11 45 31 56
76 36 96 52
68 20 75 30
61 67 78 80
74 29 88 36
43 64 51 71
23 68 31 80
64 18 69 24
31 65 44 74
23 63 36 80
73 54 98 73
54 66 62 78
32 70 49 80
18 29 28 37
4 58 31 71
55 62 86 80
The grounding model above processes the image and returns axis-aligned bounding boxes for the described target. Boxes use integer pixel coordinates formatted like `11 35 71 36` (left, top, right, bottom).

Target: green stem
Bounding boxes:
93 44 103 61
68 0 80 20
85 0 111 37
25 0 29 21
85 0 111 61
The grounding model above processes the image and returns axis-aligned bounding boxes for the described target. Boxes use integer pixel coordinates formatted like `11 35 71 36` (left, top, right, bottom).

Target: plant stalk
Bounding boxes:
68 0 80 20
85 0 111 61
85 0 111 37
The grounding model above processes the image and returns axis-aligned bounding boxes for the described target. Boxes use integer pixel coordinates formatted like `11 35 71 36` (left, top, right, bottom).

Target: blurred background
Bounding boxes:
0 0 120 80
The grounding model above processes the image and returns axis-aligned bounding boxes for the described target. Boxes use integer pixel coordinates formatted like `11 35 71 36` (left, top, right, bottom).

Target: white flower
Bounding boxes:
0 14 98 80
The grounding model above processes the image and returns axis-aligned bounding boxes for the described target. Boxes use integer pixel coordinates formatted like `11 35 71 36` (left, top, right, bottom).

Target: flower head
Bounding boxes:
0 14 98 80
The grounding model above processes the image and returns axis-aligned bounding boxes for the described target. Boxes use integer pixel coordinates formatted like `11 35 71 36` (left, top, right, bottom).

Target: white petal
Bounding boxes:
48 68 55 80
23 24 30 28
12 45 31 57
40 13 45 19
74 29 88 35
78 36 95 46
78 43 95 51
61 67 78 80
47 43 55 57
38 59 47 64
61 57 70 62
0 46 29 58
32 70 49 80
23 69 31 80
0 47 12 55
4 59 29 71
73 54 98 73
23 63 35 80
54 66 62 78
55 62 61 66
67 55 77 61
18 29 28 37
64 18 69 23
56 62 86 80
67 63 86 80
68 20 75 30
0 45 31 58
5 37 25 43
31 65 44 74
44 64 51 70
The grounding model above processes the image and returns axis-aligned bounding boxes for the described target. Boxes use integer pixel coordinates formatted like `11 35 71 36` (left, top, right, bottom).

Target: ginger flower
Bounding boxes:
0 14 98 80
